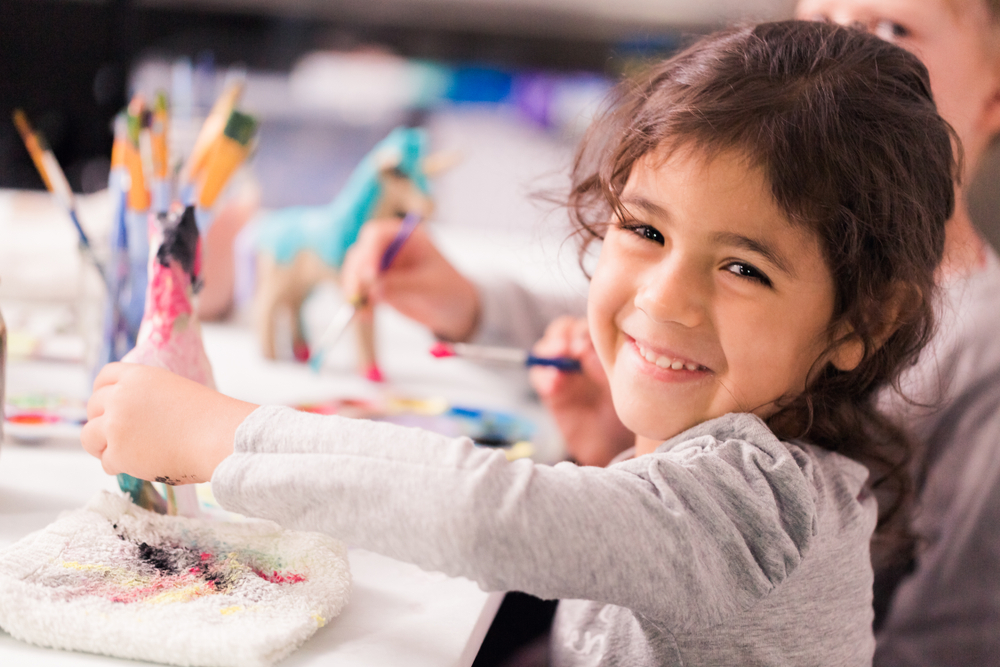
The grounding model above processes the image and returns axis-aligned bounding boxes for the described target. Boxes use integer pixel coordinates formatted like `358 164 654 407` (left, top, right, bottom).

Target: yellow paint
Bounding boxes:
387 396 449 415
146 582 210 605
220 605 244 616
312 613 326 627
504 441 535 461
62 560 111 573
61 560 150 588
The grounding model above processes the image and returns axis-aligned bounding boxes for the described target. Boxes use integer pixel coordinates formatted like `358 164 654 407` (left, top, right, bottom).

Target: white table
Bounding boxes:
0 313 564 667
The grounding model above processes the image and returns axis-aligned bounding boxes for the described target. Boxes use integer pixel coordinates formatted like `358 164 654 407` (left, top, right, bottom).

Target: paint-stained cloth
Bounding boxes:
0 491 350 667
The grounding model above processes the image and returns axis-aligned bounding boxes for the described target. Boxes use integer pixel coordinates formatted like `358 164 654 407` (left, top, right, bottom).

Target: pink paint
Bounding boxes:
123 213 216 390
429 342 455 358
364 365 384 383
144 259 194 347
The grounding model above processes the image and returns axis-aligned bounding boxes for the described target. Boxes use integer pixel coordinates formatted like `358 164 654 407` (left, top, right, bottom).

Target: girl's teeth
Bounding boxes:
639 346 700 371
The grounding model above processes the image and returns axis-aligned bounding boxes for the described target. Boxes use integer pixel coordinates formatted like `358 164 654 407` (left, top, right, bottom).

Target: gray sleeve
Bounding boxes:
212 407 817 629
470 277 587 348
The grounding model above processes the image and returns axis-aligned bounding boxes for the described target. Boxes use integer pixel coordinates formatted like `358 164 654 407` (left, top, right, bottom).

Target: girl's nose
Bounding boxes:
634 257 706 328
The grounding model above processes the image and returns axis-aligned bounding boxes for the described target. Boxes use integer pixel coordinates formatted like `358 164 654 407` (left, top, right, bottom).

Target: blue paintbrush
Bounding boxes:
430 341 582 372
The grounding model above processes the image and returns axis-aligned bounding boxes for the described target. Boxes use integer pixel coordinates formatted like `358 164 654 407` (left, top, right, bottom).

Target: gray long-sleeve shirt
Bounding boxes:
874 247 1000 666
212 408 876 665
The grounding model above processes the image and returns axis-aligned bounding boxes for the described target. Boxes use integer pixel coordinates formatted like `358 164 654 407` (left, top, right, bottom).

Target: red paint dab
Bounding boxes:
293 341 311 362
253 568 306 584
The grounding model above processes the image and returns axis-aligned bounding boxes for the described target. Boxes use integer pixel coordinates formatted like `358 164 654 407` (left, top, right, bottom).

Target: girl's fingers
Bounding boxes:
533 316 577 357
92 361 128 391
79 418 107 459
99 453 122 477
86 385 108 421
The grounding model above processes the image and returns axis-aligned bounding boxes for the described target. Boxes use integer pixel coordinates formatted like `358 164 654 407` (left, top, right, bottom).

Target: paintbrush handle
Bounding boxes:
525 355 582 372
446 342 582 372
379 212 422 272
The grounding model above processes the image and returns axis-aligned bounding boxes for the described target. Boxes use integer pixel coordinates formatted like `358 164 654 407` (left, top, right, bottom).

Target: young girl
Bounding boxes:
82 21 955 665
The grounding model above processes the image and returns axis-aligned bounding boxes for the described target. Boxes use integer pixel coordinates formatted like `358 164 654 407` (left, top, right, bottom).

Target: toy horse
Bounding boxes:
254 126 436 380
118 205 215 516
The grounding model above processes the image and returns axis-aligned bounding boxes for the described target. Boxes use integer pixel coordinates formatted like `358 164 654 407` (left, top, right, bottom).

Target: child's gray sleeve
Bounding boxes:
470 277 587 348
212 406 818 628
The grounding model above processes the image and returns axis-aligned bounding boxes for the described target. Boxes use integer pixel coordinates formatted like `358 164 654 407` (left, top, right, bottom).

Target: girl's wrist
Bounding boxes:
433 279 481 342
204 399 258 481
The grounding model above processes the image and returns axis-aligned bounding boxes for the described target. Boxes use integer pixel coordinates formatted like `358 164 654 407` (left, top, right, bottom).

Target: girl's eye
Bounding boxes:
724 262 772 287
621 223 664 245
873 19 910 41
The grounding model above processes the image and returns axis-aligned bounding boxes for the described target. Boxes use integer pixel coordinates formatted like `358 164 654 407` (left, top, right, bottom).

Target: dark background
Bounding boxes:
0 0 685 194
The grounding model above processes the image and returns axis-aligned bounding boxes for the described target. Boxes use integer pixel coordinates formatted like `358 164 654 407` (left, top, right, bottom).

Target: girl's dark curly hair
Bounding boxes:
568 20 957 547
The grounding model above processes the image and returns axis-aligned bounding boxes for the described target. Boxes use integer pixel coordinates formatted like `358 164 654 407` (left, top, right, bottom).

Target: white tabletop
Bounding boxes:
0 312 567 666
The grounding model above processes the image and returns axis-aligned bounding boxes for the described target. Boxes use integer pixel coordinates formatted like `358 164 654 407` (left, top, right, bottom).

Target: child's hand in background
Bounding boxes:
81 363 257 485
341 217 481 342
529 316 634 467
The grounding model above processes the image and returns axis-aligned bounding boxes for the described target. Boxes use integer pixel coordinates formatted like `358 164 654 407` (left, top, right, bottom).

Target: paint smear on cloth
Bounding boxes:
0 491 350 667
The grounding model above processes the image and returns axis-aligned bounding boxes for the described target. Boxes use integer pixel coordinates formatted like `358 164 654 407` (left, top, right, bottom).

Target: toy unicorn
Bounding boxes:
254 126 438 380
118 205 215 516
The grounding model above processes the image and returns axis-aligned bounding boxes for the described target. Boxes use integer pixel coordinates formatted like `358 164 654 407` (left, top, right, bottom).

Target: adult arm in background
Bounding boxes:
340 217 586 349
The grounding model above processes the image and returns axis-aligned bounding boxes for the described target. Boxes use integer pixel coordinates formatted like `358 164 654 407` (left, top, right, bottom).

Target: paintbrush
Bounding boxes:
150 91 171 213
196 109 258 209
181 80 245 197
12 110 109 289
429 341 582 372
309 211 423 370
123 97 152 213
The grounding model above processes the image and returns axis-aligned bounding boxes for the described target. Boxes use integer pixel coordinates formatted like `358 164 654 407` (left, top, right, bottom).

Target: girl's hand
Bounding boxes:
341 218 481 342
529 317 635 467
81 363 258 485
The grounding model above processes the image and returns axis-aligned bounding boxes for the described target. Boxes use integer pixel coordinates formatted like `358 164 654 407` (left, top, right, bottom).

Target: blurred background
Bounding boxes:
0 0 797 341
0 0 791 199
1 0 998 374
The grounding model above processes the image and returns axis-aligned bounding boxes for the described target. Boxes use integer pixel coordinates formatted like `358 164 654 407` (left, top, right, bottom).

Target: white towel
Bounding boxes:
0 490 350 666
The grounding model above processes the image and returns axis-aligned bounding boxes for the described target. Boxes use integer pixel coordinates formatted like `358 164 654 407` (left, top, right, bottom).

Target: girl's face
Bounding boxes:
796 0 1000 168
588 147 847 444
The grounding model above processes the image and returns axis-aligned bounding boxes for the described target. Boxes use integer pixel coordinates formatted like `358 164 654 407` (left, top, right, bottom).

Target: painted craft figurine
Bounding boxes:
254 126 439 381
118 206 215 517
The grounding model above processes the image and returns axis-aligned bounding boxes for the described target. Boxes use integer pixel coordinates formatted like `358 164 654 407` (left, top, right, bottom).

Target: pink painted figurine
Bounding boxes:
118 205 214 516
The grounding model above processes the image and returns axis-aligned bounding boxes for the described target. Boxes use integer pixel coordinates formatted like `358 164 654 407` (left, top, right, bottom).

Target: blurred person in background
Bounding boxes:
795 2 1000 665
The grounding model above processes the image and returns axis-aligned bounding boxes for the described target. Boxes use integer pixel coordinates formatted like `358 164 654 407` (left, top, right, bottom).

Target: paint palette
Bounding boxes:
4 394 88 442
294 395 537 460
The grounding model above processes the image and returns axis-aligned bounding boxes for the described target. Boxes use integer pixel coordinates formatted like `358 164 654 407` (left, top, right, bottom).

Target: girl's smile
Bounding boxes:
589 147 857 451
631 339 708 374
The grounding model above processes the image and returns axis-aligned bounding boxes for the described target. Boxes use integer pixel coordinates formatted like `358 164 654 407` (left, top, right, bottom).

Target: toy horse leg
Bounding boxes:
354 302 382 381
254 254 283 359
288 290 311 363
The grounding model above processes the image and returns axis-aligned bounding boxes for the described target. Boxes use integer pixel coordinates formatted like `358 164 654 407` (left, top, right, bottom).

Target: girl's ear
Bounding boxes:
978 55 1000 139
979 83 1000 139
827 281 917 373
828 327 865 373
